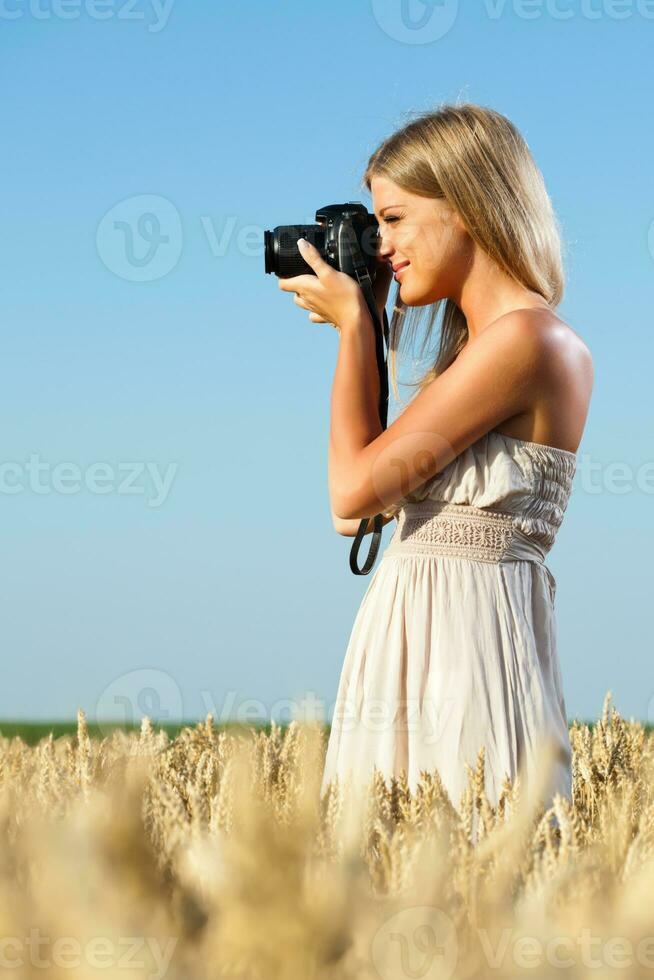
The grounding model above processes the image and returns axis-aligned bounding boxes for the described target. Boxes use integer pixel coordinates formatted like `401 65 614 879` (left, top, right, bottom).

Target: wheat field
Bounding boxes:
0 690 652 979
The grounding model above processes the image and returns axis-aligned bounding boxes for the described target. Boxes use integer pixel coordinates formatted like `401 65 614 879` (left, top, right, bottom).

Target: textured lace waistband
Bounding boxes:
383 501 544 564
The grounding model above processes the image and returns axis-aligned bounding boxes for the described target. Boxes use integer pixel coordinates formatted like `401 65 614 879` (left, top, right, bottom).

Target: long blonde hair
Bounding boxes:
361 102 565 407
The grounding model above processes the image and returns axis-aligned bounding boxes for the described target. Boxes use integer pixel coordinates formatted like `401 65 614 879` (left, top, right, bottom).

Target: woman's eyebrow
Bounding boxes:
374 205 404 218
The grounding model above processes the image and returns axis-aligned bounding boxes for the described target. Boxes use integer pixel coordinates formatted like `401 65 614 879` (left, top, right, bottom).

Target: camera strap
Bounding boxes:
347 263 391 576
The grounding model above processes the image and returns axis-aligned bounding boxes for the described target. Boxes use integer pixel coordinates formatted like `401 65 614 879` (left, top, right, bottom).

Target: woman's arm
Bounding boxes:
328 275 394 533
328 306 385 519
331 507 396 537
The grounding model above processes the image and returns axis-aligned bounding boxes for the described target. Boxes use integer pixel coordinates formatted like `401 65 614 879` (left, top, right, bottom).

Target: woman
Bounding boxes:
278 103 593 813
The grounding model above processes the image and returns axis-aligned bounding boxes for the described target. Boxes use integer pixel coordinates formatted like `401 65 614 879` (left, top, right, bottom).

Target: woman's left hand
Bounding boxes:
277 238 366 331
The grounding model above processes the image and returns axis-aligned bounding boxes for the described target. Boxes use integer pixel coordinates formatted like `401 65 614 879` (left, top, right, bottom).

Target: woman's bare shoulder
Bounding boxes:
535 309 594 381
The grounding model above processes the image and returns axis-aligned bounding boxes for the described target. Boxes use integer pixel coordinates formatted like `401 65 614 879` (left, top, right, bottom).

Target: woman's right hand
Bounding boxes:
307 258 394 328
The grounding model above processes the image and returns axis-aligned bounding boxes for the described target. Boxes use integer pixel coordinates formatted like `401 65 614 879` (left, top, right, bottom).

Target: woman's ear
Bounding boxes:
449 206 468 234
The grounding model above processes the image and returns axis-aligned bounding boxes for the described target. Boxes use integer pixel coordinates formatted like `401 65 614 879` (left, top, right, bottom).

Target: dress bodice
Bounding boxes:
382 430 577 563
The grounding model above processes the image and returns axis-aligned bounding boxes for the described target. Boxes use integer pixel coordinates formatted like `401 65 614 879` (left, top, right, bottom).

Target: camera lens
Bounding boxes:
263 224 324 277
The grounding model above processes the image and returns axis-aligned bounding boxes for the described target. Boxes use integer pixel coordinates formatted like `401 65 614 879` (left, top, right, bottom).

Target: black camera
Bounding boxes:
264 202 381 281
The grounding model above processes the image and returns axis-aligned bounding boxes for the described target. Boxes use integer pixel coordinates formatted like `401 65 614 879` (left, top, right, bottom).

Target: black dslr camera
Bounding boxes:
264 201 381 281
264 202 391 578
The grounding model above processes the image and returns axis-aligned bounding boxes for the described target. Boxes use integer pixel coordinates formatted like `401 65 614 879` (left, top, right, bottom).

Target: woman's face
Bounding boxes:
370 174 473 307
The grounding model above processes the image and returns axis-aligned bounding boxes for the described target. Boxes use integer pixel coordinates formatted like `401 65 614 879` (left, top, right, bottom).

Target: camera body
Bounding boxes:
264 202 380 281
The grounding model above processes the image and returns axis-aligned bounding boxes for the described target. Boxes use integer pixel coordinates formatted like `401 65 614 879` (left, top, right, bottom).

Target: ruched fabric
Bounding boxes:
320 430 577 813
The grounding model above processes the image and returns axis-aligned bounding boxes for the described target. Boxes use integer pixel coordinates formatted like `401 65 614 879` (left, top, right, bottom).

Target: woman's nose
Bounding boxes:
376 233 393 259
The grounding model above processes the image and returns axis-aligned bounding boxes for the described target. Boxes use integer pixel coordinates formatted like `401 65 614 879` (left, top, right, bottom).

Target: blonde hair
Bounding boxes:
361 102 565 406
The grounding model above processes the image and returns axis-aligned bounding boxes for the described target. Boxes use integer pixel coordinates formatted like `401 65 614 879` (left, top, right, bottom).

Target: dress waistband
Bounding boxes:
383 501 547 565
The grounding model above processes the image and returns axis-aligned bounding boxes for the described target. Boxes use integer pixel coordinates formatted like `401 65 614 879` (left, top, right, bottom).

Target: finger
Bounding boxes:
278 274 315 292
297 238 331 277
309 312 339 332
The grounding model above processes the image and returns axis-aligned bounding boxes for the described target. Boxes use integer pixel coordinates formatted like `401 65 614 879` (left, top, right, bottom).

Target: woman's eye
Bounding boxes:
384 216 400 224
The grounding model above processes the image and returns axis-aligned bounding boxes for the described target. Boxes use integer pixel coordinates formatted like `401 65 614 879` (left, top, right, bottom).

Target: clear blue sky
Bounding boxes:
0 1 651 728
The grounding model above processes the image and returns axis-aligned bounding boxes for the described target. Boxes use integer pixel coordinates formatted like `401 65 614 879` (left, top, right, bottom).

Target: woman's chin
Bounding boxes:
401 282 448 307
398 284 427 307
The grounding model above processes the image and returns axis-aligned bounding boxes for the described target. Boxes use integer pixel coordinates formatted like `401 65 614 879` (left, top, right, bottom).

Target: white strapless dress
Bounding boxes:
320 429 576 813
